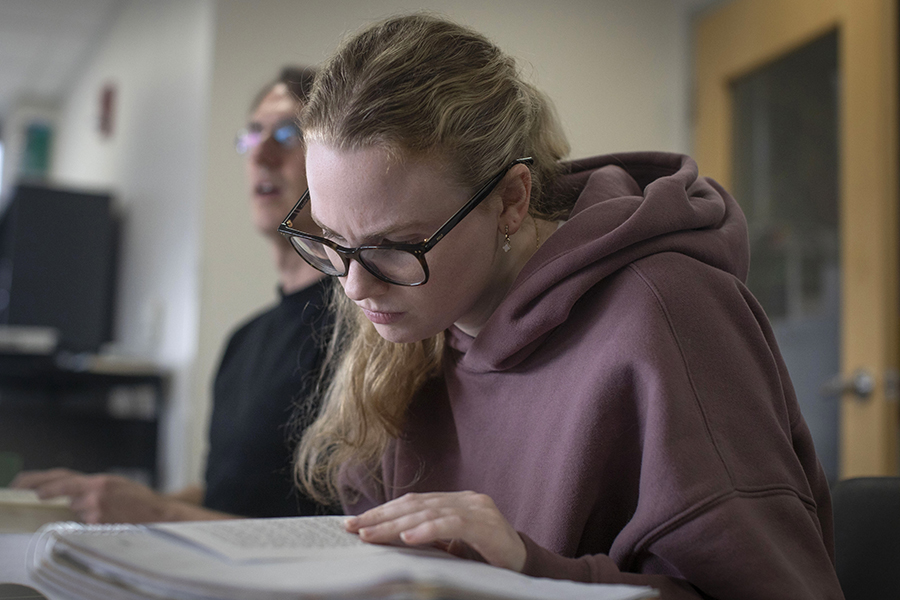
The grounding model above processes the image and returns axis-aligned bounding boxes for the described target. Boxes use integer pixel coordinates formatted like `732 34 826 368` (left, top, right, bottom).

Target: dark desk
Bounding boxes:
0 352 168 488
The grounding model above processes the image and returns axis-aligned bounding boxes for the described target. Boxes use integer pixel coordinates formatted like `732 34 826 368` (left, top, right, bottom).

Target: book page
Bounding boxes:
151 516 427 562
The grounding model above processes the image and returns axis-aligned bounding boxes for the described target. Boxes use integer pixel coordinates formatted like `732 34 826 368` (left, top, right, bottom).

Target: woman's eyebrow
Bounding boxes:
310 210 428 244
309 212 348 243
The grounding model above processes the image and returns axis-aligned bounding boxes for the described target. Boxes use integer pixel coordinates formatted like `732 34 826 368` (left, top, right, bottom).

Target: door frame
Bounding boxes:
694 0 899 477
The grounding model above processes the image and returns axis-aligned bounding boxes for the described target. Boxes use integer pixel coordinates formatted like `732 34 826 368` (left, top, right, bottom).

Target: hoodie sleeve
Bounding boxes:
518 489 842 599
520 533 704 598
338 461 386 515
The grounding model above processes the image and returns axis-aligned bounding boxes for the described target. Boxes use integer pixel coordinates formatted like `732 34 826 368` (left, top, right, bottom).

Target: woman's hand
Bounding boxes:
344 491 527 572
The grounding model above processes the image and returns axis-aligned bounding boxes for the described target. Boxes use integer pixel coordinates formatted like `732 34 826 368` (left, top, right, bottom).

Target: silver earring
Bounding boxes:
503 225 511 252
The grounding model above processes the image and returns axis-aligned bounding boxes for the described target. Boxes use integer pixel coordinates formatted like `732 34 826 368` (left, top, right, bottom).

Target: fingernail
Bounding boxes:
344 517 358 529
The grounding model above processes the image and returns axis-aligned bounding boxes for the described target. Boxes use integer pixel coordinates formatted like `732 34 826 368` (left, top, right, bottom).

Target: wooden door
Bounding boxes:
694 0 899 478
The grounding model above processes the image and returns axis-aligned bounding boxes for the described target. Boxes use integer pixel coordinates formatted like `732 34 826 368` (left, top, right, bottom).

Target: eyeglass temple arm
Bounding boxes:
278 190 311 232
420 157 533 251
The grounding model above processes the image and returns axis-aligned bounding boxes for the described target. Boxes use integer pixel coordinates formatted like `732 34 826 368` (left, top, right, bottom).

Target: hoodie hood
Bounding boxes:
448 151 750 372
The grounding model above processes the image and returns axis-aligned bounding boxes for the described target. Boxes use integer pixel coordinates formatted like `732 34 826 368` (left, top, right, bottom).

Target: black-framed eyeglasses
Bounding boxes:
235 119 303 154
277 157 533 286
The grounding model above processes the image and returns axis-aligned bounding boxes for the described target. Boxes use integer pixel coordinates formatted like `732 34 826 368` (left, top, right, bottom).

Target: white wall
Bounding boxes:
193 0 700 484
51 0 213 489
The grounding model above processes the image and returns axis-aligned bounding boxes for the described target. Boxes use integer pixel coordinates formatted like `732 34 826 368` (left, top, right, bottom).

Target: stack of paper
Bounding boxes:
28 516 658 600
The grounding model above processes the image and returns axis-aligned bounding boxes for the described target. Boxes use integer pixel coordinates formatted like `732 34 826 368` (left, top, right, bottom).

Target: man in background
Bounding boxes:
12 67 334 522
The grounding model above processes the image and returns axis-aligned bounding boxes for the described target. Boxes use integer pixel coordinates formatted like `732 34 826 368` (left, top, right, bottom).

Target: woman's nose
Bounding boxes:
341 260 388 302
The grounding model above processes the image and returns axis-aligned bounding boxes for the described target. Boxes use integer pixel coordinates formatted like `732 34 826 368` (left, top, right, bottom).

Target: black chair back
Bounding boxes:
831 476 900 600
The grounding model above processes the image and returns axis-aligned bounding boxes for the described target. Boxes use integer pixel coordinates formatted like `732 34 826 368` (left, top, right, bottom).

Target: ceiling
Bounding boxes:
0 0 729 138
0 0 123 134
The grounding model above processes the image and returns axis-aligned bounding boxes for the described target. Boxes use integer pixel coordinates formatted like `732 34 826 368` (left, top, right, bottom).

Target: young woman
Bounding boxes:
279 14 844 600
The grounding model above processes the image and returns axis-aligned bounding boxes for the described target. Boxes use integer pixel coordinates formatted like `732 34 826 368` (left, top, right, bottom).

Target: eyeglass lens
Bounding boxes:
285 198 428 284
235 120 302 154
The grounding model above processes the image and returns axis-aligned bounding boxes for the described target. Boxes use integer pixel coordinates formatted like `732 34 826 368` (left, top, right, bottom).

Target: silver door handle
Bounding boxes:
821 368 875 400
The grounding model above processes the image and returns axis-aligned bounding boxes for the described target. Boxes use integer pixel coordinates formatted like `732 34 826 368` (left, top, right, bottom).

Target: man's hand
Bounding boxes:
344 491 527 572
12 468 195 524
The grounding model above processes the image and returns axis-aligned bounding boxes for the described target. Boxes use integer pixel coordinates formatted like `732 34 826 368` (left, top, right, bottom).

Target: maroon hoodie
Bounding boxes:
343 152 845 600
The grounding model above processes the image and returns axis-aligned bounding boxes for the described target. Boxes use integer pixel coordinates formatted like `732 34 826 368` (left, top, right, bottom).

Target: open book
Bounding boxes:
27 516 658 600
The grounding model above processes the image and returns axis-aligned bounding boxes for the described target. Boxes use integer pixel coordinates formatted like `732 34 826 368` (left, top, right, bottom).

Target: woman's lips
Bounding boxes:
361 308 404 325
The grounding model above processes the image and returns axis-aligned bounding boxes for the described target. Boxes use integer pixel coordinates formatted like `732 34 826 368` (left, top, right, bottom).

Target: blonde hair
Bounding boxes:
295 13 570 504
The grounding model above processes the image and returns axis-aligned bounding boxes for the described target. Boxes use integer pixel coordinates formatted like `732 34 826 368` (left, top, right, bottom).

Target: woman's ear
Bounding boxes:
497 164 532 235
